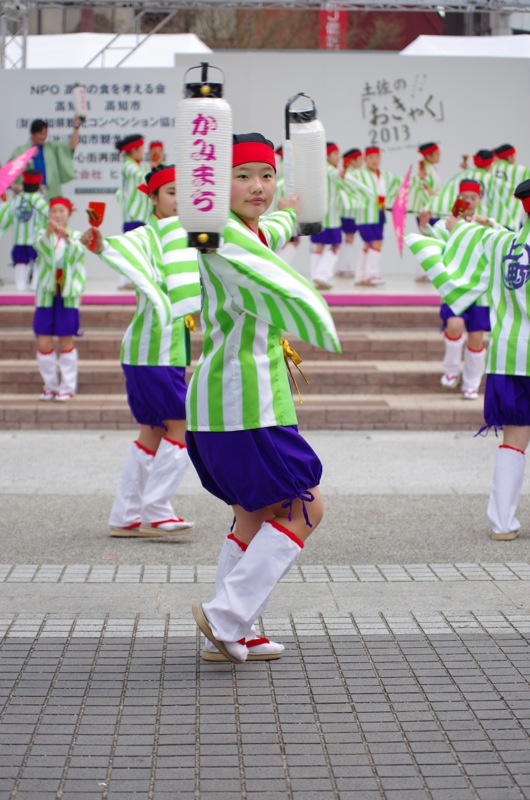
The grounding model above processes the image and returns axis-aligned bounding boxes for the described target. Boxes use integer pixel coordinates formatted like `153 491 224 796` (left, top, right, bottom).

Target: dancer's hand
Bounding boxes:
278 193 299 213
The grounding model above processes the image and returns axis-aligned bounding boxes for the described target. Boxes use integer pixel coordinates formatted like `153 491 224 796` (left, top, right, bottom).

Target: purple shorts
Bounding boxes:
123 221 146 234
310 227 342 246
33 293 80 337
12 245 37 264
341 218 358 235
440 302 491 333
358 210 386 243
122 364 187 428
186 425 322 513
483 374 530 430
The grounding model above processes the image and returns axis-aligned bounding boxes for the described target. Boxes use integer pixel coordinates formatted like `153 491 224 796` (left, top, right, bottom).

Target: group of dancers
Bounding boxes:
1 122 530 664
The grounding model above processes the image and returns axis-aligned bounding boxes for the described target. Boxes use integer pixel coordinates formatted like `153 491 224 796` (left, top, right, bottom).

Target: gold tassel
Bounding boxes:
280 337 309 405
184 314 196 332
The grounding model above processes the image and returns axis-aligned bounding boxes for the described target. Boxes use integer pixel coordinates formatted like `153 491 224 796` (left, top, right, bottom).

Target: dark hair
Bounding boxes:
233 132 274 149
145 163 175 196
30 119 48 135
115 134 144 152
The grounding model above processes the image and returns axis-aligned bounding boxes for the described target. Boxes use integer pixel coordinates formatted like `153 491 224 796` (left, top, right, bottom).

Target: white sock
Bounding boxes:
487 446 525 534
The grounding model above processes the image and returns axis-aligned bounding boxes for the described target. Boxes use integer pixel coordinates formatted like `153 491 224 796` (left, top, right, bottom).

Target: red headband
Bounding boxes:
365 147 380 156
137 166 175 195
473 154 493 168
49 197 73 212
327 143 339 155
419 144 439 156
459 180 481 195
149 141 163 150
232 142 276 171
22 172 42 185
120 137 144 153
518 195 530 213
496 146 516 160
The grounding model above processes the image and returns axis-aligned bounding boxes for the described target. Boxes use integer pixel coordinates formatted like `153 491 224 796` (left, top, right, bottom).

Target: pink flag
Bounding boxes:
0 146 38 196
392 165 412 257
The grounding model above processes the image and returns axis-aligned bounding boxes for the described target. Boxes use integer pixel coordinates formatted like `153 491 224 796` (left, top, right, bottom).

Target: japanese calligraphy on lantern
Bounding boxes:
361 74 445 150
189 112 218 212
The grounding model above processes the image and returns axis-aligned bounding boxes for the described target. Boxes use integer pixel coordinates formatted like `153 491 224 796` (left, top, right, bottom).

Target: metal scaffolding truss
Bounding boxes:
2 0 530 69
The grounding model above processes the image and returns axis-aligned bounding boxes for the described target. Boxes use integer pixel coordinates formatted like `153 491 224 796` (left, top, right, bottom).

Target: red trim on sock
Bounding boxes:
237 638 246 645
246 637 270 648
59 346 76 354
122 522 141 530
163 437 187 449
467 345 486 353
500 445 526 455
227 533 248 551
266 520 304 549
37 348 55 355
133 440 156 456
444 333 463 342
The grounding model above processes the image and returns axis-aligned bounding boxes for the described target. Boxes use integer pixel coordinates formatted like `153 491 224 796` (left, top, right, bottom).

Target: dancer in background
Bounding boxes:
33 197 86 402
81 165 200 538
0 169 48 291
309 142 344 291
115 134 152 290
406 178 530 541
335 147 364 278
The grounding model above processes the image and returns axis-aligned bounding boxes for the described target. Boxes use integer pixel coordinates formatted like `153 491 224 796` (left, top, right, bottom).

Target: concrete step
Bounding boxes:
0 359 481 396
1 328 446 363
0 393 485 431
0 303 441 331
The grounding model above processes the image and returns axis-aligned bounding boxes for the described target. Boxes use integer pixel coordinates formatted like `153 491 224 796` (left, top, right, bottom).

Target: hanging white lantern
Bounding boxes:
283 93 327 236
72 83 88 123
175 62 232 251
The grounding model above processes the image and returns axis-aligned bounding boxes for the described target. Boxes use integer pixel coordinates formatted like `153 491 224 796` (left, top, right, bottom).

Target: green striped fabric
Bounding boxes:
186 210 341 432
0 193 48 246
429 168 503 219
101 215 201 366
406 219 530 375
343 166 401 225
493 161 530 230
408 162 441 215
117 157 152 224
33 229 86 309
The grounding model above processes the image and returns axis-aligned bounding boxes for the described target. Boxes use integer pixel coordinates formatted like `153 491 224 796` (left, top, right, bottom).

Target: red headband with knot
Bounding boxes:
365 147 380 156
232 142 276 171
49 197 73 212
326 143 339 155
473 153 494 169
459 180 481 195
418 143 439 156
496 146 516 160
137 166 176 195
120 137 144 153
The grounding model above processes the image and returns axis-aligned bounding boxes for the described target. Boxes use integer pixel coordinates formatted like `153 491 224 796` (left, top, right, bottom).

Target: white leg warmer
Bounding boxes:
365 248 384 284
109 440 154 530
36 349 59 398
140 437 193 531
441 334 464 378
487 446 525 536
14 263 29 292
461 346 486 394
202 520 303 643
56 348 78 399
355 248 368 284
335 242 354 276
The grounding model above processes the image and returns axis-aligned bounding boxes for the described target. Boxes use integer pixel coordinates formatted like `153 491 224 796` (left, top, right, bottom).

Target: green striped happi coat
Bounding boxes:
33 228 86 309
101 215 200 366
493 161 530 231
406 219 530 375
343 166 401 225
408 162 442 215
116 156 152 225
186 210 341 432
0 193 48 246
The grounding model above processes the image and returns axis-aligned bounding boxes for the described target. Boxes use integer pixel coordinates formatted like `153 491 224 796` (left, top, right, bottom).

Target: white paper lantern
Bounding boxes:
175 63 232 250
283 93 327 236
72 83 88 123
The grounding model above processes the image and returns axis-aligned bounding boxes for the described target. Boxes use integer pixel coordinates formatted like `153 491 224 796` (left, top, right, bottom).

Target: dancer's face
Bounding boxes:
151 182 177 218
231 162 276 227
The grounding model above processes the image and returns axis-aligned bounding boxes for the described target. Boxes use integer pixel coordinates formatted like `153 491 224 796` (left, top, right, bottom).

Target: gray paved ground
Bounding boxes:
1 430 530 799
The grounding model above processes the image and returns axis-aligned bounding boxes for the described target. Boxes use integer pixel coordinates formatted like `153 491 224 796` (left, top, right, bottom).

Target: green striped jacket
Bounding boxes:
116 156 152 224
33 228 86 309
343 166 401 225
186 210 341 432
406 219 530 375
101 215 200 366
408 162 441 215
493 161 530 230
0 193 48 246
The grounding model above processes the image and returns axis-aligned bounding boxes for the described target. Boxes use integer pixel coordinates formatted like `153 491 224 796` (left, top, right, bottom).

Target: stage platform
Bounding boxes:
0 273 441 307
